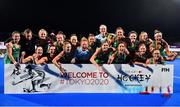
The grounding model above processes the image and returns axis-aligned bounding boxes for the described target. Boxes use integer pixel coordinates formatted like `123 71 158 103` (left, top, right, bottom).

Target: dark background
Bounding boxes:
0 0 180 44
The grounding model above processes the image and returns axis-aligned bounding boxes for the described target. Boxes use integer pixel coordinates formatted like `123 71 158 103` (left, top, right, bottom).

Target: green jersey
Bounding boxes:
5 44 20 64
152 41 166 57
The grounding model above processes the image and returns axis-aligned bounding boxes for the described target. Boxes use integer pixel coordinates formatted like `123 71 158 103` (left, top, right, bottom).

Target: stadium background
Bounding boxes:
0 0 180 106
0 0 180 44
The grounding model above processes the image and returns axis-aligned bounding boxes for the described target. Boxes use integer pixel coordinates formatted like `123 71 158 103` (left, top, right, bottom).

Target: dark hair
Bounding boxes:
49 44 56 47
118 41 126 46
71 33 77 37
152 48 160 53
118 41 126 47
35 46 43 51
139 31 147 41
57 31 64 35
57 31 66 39
80 37 88 44
154 29 162 35
24 28 32 35
88 33 95 38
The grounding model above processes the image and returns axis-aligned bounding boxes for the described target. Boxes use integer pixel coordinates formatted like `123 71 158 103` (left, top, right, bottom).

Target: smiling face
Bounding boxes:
36 46 43 56
88 36 95 45
64 43 72 53
138 44 146 55
140 32 148 41
129 33 137 43
49 46 56 54
101 42 109 51
99 25 107 35
38 29 47 40
153 49 161 61
12 32 20 43
56 34 64 42
154 33 162 42
118 43 125 52
116 29 124 39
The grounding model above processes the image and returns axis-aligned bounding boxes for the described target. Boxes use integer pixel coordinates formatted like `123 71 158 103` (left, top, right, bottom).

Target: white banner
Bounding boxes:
4 64 173 94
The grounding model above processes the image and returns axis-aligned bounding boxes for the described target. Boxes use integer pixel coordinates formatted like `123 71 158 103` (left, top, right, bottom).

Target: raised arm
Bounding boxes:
52 51 65 74
35 57 48 64
21 55 33 64
90 48 101 71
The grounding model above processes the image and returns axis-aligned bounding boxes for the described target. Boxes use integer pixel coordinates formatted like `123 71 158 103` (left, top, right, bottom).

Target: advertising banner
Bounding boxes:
4 64 173 94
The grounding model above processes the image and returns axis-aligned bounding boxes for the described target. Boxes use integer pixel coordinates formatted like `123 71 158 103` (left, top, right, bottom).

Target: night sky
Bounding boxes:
0 0 180 43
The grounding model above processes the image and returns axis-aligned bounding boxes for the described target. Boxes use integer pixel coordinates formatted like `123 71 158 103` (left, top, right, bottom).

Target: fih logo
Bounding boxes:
161 68 170 72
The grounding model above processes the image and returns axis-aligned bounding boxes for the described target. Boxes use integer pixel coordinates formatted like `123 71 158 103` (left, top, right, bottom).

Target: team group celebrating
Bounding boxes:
4 24 177 75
